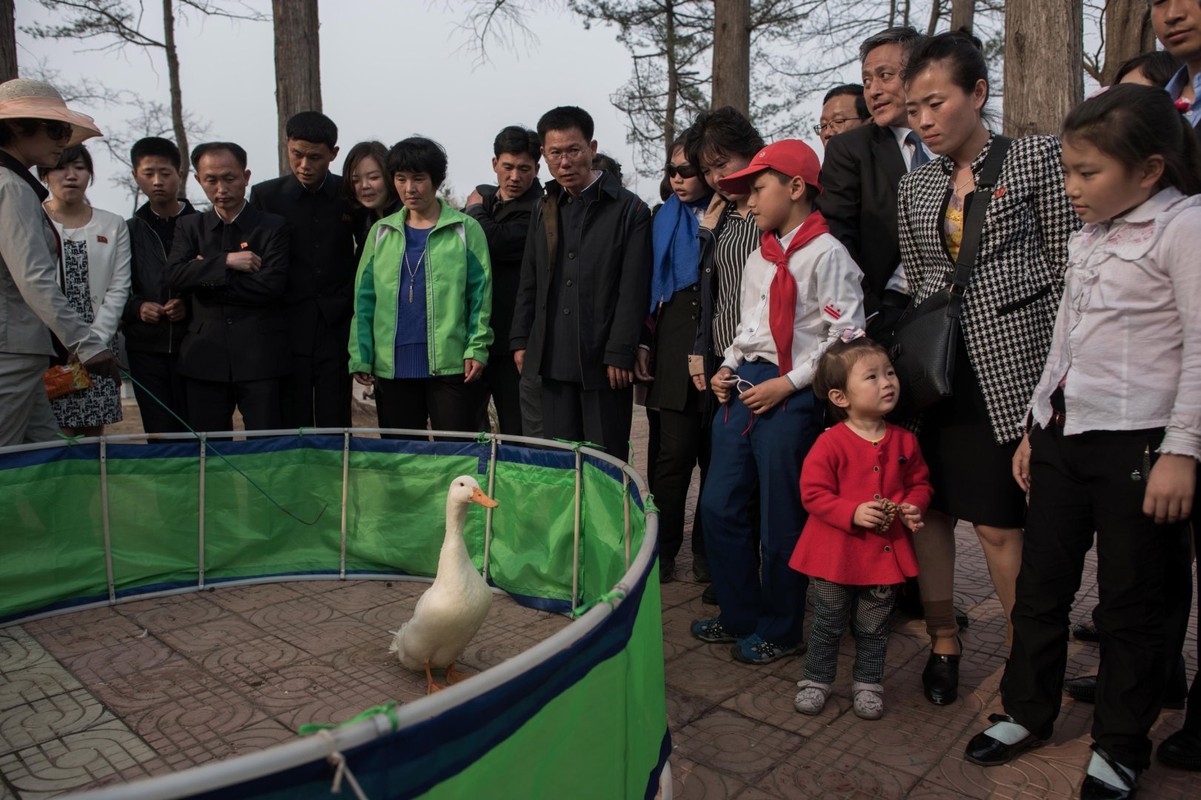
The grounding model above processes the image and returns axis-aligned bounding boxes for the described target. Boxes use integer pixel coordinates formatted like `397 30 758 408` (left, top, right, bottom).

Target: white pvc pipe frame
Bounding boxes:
1 429 668 800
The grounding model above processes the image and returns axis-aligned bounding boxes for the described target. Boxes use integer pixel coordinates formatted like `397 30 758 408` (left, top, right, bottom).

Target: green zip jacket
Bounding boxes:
348 200 493 378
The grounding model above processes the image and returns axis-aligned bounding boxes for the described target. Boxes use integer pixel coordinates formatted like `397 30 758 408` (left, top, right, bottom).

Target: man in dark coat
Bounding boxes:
166 142 290 432
249 112 356 428
465 125 543 436
511 106 652 458
818 26 928 337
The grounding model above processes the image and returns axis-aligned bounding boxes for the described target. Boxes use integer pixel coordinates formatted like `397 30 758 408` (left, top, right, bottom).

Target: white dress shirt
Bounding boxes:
721 222 865 391
1028 188 1201 460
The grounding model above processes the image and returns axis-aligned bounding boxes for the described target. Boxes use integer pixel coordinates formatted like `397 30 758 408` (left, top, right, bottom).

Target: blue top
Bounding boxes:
393 224 432 378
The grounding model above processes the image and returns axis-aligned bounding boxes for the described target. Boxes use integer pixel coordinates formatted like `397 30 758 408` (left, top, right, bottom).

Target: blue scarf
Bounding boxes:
650 193 710 314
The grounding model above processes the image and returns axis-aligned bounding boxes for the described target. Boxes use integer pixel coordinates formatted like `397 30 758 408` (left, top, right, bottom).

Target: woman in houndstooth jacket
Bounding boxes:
895 32 1080 705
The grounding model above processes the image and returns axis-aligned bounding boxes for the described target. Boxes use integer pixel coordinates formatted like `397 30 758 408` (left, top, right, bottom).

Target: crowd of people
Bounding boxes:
2 2 1201 797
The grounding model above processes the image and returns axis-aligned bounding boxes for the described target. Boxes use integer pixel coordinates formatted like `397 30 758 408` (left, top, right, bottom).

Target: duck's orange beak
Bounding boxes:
471 486 499 508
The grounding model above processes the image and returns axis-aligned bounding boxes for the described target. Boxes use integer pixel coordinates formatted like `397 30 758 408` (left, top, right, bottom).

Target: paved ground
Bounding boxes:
1 398 1199 798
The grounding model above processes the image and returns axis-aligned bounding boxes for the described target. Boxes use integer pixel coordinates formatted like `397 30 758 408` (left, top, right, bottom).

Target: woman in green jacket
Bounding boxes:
349 137 493 435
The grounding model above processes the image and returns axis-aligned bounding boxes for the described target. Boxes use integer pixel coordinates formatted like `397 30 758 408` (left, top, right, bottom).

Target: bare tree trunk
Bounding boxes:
1003 0 1083 136
926 1 941 36
902 0 911 28
162 0 189 184
0 0 17 82
888 0 897 28
951 0 975 33
271 0 322 176
664 0 677 153
1100 0 1156 85
711 0 749 114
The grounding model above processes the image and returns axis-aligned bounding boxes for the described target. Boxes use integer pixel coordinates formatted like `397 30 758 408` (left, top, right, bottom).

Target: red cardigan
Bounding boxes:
789 422 933 585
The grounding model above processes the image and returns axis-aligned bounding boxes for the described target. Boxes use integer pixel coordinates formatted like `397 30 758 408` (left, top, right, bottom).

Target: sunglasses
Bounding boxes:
666 162 698 179
41 121 74 142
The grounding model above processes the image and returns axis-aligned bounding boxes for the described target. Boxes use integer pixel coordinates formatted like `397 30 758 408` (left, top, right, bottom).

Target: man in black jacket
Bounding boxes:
166 142 289 432
123 137 197 433
465 125 542 436
511 106 652 458
250 112 356 428
818 26 928 337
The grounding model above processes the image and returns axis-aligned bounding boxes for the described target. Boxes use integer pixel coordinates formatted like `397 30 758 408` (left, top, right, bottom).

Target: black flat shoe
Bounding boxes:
922 639 961 705
1072 619 1100 643
701 584 718 605
1080 746 1139 799
1158 729 1201 771
964 713 1045 766
1065 674 1186 710
660 558 676 584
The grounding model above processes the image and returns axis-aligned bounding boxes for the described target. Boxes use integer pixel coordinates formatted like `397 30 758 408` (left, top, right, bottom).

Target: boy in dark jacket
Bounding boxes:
123 137 197 433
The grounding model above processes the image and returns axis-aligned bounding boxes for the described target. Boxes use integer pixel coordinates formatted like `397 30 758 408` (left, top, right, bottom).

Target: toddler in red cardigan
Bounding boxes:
789 332 932 719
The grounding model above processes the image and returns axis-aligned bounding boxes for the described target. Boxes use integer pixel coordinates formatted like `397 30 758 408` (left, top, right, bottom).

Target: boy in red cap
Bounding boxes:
689 139 865 664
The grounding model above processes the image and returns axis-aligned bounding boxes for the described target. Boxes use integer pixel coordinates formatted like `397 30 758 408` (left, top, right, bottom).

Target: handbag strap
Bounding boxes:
947 135 1012 318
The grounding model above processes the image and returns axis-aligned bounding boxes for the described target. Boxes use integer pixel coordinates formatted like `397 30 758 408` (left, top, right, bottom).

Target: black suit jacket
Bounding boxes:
817 123 907 316
165 205 291 382
249 173 357 354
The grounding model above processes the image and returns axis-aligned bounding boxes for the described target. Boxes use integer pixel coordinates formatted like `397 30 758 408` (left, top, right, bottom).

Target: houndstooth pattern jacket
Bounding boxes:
897 134 1080 444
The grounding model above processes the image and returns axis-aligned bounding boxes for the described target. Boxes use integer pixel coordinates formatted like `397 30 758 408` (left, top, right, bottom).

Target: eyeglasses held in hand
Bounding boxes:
720 375 757 395
666 163 698 179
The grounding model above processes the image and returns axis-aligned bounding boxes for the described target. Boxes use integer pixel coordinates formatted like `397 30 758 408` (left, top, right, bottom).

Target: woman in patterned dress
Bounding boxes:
39 144 130 436
895 32 1080 705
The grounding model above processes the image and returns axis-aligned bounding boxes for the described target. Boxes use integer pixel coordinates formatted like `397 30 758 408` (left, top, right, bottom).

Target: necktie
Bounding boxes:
758 211 831 376
906 131 929 171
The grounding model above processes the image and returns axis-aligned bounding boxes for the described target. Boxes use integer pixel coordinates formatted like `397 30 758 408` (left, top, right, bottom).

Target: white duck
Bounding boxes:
389 475 498 693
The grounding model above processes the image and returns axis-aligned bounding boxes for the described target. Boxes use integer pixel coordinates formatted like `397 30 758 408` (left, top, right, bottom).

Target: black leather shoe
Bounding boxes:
1158 729 1201 771
701 584 718 605
692 555 711 583
922 640 961 705
1065 674 1186 710
1072 619 1100 642
660 558 676 584
964 713 1045 766
1080 746 1139 799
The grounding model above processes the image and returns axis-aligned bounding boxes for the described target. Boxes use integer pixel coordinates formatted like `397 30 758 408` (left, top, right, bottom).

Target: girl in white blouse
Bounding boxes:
965 84 1201 800
39 144 131 435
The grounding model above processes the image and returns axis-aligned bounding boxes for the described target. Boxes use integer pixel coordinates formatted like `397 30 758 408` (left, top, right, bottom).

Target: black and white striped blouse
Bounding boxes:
710 205 761 358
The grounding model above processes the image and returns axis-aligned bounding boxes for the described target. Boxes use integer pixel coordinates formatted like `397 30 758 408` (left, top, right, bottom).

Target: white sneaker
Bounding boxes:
794 680 831 715
852 682 885 720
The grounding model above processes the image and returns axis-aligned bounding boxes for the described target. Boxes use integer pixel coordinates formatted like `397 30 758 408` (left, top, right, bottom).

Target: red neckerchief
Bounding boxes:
758 210 829 375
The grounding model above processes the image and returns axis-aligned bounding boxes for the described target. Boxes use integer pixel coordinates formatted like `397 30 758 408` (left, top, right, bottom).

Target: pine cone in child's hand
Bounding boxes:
876 498 900 532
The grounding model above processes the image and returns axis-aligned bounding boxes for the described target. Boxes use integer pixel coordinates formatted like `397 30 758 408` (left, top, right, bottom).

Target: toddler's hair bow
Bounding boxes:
837 327 868 344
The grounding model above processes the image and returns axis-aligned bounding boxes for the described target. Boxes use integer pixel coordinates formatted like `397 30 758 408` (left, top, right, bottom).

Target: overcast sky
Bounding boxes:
14 0 839 216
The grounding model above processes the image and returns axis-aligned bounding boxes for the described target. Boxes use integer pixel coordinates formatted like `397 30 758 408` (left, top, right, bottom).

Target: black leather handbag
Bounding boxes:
889 136 1012 416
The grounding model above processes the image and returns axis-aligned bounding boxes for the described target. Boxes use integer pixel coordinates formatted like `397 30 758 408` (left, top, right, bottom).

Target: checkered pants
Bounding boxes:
802 578 896 684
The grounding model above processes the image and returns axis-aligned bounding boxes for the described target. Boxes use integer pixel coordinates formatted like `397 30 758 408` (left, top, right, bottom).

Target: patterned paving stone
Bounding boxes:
664 648 749 707
0 631 82 713
23 608 145 661
59 636 178 686
154 616 267 656
0 689 110 752
204 582 304 614
669 757 751 799
0 719 155 798
761 744 921 798
85 658 233 717
116 593 226 632
671 708 805 781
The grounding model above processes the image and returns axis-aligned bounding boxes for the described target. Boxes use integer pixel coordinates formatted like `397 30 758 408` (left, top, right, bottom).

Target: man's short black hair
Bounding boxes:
190 141 248 171
536 106 594 143
36 144 94 182
285 111 338 149
130 137 182 171
593 152 623 184
859 26 927 64
822 84 870 121
386 136 448 188
493 125 540 159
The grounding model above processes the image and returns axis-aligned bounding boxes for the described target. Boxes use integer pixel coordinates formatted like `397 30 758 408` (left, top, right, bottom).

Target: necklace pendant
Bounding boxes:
408 283 414 304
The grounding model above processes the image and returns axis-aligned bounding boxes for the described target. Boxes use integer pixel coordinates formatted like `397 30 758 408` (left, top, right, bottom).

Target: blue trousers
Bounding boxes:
700 362 823 647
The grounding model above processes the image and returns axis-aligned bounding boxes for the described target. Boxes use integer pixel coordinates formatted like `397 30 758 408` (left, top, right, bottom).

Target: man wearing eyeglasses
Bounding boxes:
818 27 931 338
815 85 871 148
510 106 652 458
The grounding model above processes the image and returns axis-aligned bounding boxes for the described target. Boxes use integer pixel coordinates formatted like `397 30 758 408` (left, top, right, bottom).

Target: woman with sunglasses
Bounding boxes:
0 78 119 446
634 135 714 583
38 144 131 437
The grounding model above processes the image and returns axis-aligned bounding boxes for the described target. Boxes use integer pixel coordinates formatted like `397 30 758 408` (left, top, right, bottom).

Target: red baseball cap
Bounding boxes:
718 139 822 196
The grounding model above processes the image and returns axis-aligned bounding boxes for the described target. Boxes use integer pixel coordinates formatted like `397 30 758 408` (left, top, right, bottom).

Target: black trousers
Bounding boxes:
1002 424 1190 769
284 315 351 428
652 384 710 564
484 345 523 435
540 377 632 459
127 350 189 434
373 374 485 437
1174 466 1201 734
186 377 283 433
